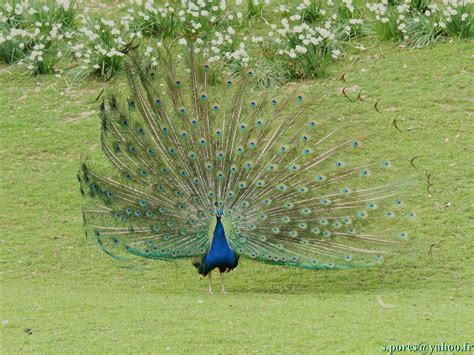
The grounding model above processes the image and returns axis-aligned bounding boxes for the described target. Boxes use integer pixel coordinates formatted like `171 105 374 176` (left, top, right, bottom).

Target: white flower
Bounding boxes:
295 45 307 54
178 38 187 45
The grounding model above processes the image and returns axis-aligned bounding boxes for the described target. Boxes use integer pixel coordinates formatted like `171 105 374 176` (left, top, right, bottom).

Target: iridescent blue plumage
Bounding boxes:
202 217 238 274
193 210 238 280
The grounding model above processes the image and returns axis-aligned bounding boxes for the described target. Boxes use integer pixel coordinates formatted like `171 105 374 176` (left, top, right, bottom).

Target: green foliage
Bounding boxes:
0 26 33 63
29 0 79 30
333 1 365 40
245 0 265 20
388 0 430 12
404 12 443 48
299 0 324 24
443 2 473 39
1 0 473 82
0 0 78 73
128 1 179 38
261 33 334 80
371 6 403 41
69 16 127 81
0 1 34 63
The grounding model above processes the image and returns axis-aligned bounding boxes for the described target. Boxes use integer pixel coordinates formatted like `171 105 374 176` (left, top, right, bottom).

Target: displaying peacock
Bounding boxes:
78 45 418 294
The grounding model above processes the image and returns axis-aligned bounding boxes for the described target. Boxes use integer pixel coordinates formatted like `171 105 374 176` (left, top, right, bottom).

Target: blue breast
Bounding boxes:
203 218 237 271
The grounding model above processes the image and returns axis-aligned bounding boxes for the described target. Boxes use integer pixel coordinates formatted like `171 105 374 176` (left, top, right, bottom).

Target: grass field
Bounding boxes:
1 40 473 353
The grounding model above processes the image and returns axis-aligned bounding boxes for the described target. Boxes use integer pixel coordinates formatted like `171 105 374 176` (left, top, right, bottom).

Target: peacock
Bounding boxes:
78 44 418 294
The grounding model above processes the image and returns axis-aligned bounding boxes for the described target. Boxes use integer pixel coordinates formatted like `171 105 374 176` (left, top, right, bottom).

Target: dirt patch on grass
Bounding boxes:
61 110 96 124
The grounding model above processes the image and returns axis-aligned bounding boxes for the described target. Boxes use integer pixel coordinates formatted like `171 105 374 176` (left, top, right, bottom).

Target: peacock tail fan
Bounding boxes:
78 44 421 270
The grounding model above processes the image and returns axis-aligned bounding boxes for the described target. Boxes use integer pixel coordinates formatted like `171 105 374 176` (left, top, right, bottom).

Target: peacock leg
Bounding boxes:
220 270 227 293
208 271 213 294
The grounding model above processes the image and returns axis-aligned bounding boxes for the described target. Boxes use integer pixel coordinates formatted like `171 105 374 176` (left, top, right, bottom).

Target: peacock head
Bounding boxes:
214 202 224 219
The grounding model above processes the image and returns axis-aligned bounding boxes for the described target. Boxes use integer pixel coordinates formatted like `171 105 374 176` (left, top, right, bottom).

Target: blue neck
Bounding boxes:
212 217 229 247
202 216 237 271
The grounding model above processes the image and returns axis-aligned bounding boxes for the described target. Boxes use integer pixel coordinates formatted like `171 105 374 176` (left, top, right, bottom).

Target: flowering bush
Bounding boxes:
442 0 473 38
1 0 78 74
69 15 132 80
127 0 178 38
333 0 366 40
260 1 350 80
243 0 271 20
0 1 37 63
177 0 228 39
367 0 472 43
0 0 472 82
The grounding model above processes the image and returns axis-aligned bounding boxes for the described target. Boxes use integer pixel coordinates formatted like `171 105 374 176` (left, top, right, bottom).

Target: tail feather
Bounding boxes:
79 44 420 268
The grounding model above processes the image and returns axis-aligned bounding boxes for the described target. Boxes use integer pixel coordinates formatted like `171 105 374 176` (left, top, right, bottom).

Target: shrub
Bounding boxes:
404 10 443 48
128 0 179 38
244 0 269 21
177 0 228 40
441 0 473 39
69 16 130 80
0 1 35 63
1 0 78 74
262 19 338 80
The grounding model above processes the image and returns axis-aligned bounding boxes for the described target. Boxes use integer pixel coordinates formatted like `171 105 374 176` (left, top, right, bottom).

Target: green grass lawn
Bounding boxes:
1 40 473 353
